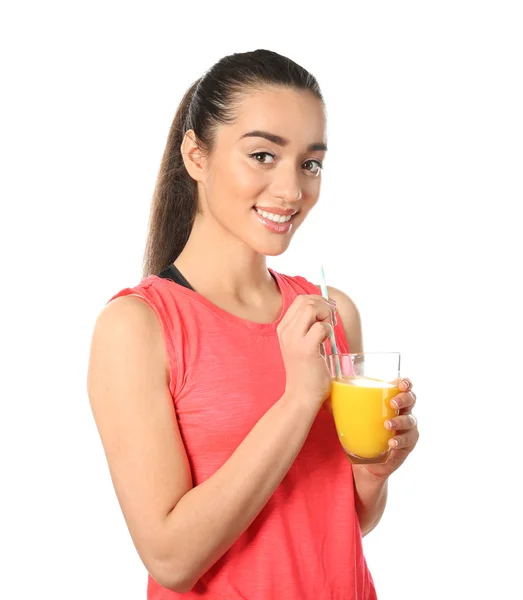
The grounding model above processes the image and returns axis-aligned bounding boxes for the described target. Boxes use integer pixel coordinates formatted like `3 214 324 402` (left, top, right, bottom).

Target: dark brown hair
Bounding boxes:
142 49 323 278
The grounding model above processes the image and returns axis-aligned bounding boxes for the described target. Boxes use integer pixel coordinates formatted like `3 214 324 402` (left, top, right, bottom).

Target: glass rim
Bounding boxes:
336 352 400 357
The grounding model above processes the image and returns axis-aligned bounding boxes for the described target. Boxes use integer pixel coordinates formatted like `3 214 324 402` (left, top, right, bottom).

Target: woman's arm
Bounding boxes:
87 294 331 593
325 286 389 536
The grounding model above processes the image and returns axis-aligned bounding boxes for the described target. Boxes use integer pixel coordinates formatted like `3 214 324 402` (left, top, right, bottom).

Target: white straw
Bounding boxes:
319 265 342 379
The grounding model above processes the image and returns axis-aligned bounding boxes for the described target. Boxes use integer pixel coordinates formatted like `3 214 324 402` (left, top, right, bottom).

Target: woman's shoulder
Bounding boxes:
104 274 196 318
106 274 160 302
99 276 170 342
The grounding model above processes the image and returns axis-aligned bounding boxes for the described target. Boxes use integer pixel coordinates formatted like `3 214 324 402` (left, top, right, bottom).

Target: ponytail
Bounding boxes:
142 78 201 278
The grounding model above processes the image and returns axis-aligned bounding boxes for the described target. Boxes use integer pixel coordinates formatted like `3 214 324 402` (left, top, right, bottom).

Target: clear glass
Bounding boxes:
327 352 401 465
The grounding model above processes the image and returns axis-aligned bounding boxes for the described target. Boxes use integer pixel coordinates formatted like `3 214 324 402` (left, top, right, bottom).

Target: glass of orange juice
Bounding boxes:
327 352 401 465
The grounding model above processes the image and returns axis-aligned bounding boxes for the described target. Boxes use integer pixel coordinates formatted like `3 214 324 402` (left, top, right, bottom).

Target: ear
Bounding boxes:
181 130 207 182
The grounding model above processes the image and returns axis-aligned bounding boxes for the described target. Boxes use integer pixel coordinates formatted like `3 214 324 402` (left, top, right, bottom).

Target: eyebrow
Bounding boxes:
240 130 328 152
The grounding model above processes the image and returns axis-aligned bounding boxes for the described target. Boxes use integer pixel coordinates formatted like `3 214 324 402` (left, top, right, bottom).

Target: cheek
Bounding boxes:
205 160 266 222
228 161 267 201
301 185 321 212
208 152 264 196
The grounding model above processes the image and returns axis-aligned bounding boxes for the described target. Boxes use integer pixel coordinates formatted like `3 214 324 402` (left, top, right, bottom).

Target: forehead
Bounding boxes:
220 86 326 146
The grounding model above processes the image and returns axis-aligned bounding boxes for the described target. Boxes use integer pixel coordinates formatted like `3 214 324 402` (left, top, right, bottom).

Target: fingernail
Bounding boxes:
391 400 400 409
328 299 337 307
386 420 395 430
390 439 399 448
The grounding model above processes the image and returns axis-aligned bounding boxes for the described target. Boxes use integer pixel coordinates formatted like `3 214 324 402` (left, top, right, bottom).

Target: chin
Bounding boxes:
250 237 293 257
260 246 289 257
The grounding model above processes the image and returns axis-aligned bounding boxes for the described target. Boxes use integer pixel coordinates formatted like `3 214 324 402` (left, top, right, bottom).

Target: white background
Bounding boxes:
1 1 522 598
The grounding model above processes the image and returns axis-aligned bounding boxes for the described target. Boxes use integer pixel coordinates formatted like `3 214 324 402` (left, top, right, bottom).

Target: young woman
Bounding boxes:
87 49 419 599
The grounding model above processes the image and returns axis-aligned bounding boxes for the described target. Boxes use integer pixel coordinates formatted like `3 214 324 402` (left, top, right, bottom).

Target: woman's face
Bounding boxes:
195 86 327 256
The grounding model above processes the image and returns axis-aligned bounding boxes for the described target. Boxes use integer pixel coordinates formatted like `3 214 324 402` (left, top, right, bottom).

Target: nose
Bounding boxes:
270 165 303 204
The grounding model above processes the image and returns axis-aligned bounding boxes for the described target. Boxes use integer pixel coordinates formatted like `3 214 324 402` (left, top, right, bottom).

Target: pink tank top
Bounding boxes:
108 268 377 600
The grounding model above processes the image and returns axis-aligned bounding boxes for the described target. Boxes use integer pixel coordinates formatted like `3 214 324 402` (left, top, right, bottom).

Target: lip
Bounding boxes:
254 206 298 217
252 208 297 234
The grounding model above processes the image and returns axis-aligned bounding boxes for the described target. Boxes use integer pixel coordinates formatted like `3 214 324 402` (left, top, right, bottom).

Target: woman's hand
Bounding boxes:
277 295 337 411
353 377 419 480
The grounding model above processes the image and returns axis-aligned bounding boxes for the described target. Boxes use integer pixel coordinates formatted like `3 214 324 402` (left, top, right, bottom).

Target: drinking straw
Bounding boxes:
319 265 342 379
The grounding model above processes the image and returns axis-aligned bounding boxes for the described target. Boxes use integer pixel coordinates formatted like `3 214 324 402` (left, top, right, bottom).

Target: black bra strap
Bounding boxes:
157 264 195 291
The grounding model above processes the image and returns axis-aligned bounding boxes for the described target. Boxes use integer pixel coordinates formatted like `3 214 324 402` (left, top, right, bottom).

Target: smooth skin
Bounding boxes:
87 86 419 592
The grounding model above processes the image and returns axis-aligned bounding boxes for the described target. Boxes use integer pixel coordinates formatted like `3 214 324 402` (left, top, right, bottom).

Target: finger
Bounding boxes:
391 391 416 411
293 298 335 337
284 294 335 321
278 293 310 324
400 378 413 392
280 295 332 331
389 427 420 450
385 414 418 432
306 321 334 349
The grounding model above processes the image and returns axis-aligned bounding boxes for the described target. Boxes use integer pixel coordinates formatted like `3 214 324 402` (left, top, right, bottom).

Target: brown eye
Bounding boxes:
250 152 276 164
302 159 323 176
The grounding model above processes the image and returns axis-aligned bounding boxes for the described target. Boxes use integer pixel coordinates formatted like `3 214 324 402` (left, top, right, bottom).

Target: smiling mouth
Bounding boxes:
252 207 298 234
253 207 298 223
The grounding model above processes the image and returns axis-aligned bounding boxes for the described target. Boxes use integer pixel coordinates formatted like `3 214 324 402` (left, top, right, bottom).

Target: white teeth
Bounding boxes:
255 208 293 223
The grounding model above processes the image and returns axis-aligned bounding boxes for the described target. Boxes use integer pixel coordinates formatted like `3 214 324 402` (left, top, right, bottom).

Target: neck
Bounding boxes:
174 214 275 302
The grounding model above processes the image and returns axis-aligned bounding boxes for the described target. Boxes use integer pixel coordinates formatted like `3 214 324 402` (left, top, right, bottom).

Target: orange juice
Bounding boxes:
331 376 399 462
